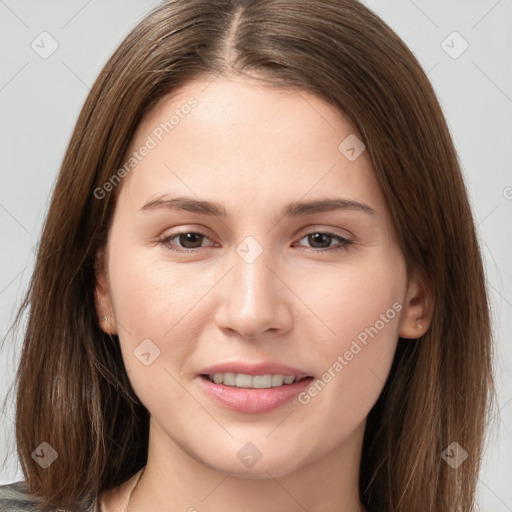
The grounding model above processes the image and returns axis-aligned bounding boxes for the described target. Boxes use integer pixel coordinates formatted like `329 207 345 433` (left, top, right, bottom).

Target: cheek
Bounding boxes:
293 257 405 426
106 244 212 373
295 251 405 343
106 253 200 413
108 234 214 327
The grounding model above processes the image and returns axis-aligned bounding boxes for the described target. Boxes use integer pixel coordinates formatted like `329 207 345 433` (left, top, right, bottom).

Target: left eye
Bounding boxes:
294 231 352 252
159 230 352 253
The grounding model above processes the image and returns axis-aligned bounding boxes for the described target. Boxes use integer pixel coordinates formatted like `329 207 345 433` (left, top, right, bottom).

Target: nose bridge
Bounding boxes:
233 235 276 313
215 234 290 338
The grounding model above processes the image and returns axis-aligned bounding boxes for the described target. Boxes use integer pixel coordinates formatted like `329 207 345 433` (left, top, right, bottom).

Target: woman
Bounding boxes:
0 0 495 511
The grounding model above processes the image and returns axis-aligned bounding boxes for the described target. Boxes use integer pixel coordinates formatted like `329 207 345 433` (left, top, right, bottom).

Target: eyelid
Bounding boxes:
295 224 354 240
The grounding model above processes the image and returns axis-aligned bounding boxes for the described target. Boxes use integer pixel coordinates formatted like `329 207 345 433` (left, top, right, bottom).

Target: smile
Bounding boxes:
204 372 308 388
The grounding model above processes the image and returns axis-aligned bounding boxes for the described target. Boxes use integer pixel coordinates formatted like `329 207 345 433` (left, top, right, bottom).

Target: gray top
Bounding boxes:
0 481 43 512
0 482 97 512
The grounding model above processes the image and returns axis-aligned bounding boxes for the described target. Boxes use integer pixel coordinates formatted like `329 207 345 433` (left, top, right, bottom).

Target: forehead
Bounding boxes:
118 75 382 215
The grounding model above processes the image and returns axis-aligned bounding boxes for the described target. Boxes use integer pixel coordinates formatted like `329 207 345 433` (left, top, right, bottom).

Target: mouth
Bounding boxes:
200 372 310 388
196 363 314 413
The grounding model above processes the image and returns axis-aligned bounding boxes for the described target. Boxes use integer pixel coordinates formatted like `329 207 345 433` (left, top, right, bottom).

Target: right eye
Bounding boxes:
159 231 215 252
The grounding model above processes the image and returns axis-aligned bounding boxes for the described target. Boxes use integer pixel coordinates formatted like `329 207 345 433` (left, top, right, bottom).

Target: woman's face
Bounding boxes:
96 75 424 478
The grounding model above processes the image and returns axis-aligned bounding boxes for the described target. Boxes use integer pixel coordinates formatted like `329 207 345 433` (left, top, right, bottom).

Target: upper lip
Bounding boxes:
198 361 312 378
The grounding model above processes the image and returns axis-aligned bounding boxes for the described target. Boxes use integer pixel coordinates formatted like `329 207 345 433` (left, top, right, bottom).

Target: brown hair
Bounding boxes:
2 0 495 510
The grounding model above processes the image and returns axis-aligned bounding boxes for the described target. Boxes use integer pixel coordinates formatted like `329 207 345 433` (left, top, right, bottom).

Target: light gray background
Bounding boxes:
0 0 511 509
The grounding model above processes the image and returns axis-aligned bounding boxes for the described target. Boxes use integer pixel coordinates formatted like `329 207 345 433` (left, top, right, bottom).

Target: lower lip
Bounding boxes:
197 376 314 414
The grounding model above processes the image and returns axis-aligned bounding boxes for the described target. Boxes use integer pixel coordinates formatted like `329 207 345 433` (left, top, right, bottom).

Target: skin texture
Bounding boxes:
96 75 432 512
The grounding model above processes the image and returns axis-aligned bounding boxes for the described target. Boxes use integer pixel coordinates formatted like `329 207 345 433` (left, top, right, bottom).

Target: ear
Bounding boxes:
399 270 434 339
94 246 118 335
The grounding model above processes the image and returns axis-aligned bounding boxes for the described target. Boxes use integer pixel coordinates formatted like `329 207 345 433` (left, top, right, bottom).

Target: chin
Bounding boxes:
200 447 308 479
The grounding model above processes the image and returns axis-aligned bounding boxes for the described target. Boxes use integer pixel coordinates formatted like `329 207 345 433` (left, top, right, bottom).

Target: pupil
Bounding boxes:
309 233 331 248
180 233 202 248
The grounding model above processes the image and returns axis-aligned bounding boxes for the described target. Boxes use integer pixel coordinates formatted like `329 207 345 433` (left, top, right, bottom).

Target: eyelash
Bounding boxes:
159 230 353 254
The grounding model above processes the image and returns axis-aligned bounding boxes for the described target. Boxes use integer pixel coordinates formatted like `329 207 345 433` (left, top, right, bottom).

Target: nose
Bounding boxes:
213 241 293 339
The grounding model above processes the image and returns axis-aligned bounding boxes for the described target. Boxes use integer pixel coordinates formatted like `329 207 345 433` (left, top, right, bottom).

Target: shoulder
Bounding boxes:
0 480 41 511
0 481 92 512
0 481 98 512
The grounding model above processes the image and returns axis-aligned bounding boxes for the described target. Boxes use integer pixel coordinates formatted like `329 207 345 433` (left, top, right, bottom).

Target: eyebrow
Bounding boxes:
140 196 375 217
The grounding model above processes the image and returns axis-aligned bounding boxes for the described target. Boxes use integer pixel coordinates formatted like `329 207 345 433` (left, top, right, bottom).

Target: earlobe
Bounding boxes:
94 247 118 335
399 272 434 339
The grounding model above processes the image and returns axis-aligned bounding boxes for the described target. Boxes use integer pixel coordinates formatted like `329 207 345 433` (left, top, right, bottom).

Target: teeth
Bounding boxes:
235 373 253 388
223 372 236 386
208 373 304 388
271 374 283 387
253 375 272 388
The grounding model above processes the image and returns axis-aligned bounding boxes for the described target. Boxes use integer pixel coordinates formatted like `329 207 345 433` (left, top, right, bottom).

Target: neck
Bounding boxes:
124 417 367 512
